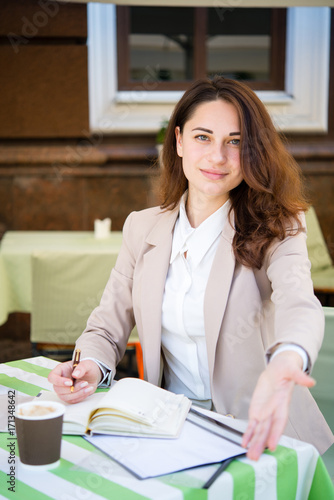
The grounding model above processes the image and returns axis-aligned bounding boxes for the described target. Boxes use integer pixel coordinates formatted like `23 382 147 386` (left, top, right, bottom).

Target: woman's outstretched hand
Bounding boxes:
47 359 102 404
242 350 315 460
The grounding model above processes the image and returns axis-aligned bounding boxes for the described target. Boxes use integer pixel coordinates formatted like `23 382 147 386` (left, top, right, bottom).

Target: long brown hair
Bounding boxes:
159 76 309 269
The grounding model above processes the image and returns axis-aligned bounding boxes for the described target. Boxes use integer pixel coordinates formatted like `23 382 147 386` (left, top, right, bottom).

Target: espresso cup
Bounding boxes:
15 401 65 469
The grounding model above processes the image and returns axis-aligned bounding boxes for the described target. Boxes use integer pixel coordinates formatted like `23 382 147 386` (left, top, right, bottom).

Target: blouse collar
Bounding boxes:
170 193 231 268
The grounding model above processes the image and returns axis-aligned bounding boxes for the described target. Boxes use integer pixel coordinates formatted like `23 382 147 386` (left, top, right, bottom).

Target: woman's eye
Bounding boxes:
196 135 209 141
229 138 240 146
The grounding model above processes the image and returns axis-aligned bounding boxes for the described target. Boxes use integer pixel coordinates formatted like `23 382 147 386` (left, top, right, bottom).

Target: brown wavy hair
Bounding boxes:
159 76 309 269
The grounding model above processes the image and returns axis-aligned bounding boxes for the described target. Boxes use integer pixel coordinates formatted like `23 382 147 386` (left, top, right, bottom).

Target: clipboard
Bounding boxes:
187 407 244 446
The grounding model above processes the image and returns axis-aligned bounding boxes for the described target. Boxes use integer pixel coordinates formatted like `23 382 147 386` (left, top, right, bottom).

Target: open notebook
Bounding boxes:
36 377 191 438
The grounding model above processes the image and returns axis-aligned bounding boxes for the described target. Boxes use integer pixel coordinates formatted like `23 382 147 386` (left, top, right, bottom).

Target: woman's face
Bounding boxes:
175 99 243 209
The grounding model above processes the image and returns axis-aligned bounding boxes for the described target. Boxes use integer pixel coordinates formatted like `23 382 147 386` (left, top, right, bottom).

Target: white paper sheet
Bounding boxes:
85 419 245 479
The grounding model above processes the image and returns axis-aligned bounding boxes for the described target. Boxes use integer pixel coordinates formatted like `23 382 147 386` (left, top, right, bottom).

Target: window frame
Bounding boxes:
87 5 331 134
116 6 286 92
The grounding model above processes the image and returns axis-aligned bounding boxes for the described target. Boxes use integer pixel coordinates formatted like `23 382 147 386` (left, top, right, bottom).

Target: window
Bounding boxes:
117 7 286 91
88 6 331 134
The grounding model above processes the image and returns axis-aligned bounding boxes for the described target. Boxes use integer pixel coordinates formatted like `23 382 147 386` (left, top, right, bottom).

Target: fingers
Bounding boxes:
241 354 316 461
70 361 90 384
266 412 286 452
47 360 97 404
243 380 294 460
244 418 273 461
242 415 283 460
292 370 315 388
57 382 96 404
243 394 291 460
47 360 73 387
242 419 257 449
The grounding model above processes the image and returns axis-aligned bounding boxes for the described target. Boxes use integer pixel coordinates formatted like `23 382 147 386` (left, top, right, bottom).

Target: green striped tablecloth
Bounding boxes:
0 357 333 500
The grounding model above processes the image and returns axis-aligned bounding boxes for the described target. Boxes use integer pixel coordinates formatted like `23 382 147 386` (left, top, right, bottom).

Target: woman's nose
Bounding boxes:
207 143 226 163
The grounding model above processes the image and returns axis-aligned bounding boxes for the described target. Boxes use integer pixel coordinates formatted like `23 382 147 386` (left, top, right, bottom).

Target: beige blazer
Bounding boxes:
77 205 334 454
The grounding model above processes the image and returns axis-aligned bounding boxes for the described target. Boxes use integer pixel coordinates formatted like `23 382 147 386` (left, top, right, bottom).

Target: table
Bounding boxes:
0 231 123 337
0 357 334 500
305 207 334 305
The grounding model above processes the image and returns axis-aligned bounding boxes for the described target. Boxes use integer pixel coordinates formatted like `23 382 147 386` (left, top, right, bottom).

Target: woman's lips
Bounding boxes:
200 169 228 181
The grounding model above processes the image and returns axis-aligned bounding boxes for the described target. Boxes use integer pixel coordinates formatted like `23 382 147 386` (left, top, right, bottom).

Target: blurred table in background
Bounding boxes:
0 231 123 345
306 207 334 306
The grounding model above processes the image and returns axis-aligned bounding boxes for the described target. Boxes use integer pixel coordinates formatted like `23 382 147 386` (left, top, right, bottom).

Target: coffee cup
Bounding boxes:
15 401 65 469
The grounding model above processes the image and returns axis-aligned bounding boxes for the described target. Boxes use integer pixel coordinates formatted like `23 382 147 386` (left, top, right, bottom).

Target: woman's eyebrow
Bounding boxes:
191 127 241 136
191 127 213 134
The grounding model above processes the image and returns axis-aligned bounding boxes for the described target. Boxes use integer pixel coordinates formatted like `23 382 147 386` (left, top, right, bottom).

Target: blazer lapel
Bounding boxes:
204 213 236 385
140 207 179 384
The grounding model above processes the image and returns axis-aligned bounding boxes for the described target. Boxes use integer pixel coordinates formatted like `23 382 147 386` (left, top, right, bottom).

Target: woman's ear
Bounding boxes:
175 126 183 157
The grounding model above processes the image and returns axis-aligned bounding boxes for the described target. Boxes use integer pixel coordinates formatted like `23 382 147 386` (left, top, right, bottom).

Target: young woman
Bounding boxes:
48 77 334 460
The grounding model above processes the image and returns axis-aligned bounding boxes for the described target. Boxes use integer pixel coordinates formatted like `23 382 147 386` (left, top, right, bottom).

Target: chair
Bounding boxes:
126 328 144 380
305 207 334 305
31 251 143 378
310 307 334 433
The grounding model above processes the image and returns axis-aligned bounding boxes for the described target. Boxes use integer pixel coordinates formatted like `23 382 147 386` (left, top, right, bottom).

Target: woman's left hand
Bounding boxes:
242 350 315 460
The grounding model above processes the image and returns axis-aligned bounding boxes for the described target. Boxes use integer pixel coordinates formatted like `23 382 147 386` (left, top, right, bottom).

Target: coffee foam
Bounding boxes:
19 405 56 417
16 401 65 420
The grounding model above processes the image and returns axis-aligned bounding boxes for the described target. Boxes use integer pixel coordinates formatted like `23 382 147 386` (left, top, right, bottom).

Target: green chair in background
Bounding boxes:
311 307 334 480
305 207 334 305
31 251 117 356
30 251 143 378
310 307 334 432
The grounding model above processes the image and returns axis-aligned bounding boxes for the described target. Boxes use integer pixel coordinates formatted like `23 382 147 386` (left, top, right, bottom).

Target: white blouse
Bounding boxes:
161 195 230 408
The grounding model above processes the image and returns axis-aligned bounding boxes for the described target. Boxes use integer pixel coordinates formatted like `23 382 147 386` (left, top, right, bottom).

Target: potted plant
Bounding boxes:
155 119 169 159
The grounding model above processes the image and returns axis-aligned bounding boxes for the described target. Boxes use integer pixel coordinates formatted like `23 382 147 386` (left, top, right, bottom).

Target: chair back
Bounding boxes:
305 207 333 272
310 307 334 432
31 251 117 345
